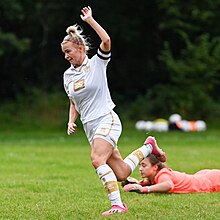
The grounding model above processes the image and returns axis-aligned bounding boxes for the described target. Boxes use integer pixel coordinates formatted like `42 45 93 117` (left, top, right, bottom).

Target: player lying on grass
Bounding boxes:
122 154 220 193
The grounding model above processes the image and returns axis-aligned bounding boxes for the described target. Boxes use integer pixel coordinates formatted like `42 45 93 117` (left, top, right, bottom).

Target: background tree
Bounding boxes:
0 0 219 123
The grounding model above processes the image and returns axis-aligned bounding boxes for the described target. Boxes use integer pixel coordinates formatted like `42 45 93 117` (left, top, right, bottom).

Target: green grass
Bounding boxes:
0 126 220 220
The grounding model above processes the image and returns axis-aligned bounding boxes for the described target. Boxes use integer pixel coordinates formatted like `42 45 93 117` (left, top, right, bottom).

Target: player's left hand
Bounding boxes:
123 184 143 193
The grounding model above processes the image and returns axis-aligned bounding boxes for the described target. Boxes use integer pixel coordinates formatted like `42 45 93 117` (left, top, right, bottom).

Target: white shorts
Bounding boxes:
83 111 122 147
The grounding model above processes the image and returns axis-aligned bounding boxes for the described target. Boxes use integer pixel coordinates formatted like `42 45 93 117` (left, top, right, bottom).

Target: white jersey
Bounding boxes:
63 47 115 124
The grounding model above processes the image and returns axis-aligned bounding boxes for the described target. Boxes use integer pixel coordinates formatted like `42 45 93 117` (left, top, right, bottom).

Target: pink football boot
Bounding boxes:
102 203 128 216
144 136 167 162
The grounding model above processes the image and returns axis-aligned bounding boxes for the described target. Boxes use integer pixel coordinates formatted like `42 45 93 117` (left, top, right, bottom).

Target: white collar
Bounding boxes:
72 56 88 72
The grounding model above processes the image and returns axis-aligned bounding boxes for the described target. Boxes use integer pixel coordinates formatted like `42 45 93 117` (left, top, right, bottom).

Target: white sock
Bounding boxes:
124 144 152 172
96 164 123 208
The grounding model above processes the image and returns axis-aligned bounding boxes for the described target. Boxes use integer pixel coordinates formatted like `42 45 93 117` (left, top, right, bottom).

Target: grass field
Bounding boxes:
0 125 220 220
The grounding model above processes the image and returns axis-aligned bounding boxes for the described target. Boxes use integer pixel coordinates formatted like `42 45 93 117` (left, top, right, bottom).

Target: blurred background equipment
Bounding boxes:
135 113 207 132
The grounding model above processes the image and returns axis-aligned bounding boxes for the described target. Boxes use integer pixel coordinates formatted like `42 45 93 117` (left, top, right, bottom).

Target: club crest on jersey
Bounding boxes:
74 79 85 92
84 65 90 73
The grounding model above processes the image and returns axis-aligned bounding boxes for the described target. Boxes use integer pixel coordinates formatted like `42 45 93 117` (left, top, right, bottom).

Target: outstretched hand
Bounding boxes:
80 6 92 21
121 176 139 187
123 184 143 193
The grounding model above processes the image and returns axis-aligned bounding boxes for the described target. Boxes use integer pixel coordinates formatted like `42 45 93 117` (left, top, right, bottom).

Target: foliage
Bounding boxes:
1 0 220 120
0 89 69 130
154 33 220 119
0 30 30 56
123 0 220 120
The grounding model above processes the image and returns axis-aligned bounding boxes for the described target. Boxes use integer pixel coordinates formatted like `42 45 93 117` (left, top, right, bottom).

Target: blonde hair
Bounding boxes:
61 24 90 52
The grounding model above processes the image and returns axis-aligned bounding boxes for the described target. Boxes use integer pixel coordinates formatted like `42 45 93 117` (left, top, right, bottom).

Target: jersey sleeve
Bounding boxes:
63 77 69 96
97 47 111 61
155 168 175 190
63 71 72 98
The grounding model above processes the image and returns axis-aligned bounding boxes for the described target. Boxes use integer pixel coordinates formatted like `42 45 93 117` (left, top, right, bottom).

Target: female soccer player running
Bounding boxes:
61 6 166 216
61 7 166 216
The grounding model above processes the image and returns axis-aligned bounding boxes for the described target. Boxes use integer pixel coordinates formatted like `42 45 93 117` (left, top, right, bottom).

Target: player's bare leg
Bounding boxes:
91 138 128 216
91 136 166 216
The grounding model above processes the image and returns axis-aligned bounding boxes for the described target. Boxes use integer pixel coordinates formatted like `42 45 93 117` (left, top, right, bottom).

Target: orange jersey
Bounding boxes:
154 168 220 193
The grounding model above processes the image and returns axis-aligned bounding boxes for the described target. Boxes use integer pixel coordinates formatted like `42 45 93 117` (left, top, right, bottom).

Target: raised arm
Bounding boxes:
80 6 111 52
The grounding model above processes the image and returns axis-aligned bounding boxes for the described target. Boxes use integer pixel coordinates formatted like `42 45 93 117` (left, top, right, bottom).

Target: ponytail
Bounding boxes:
61 24 90 52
